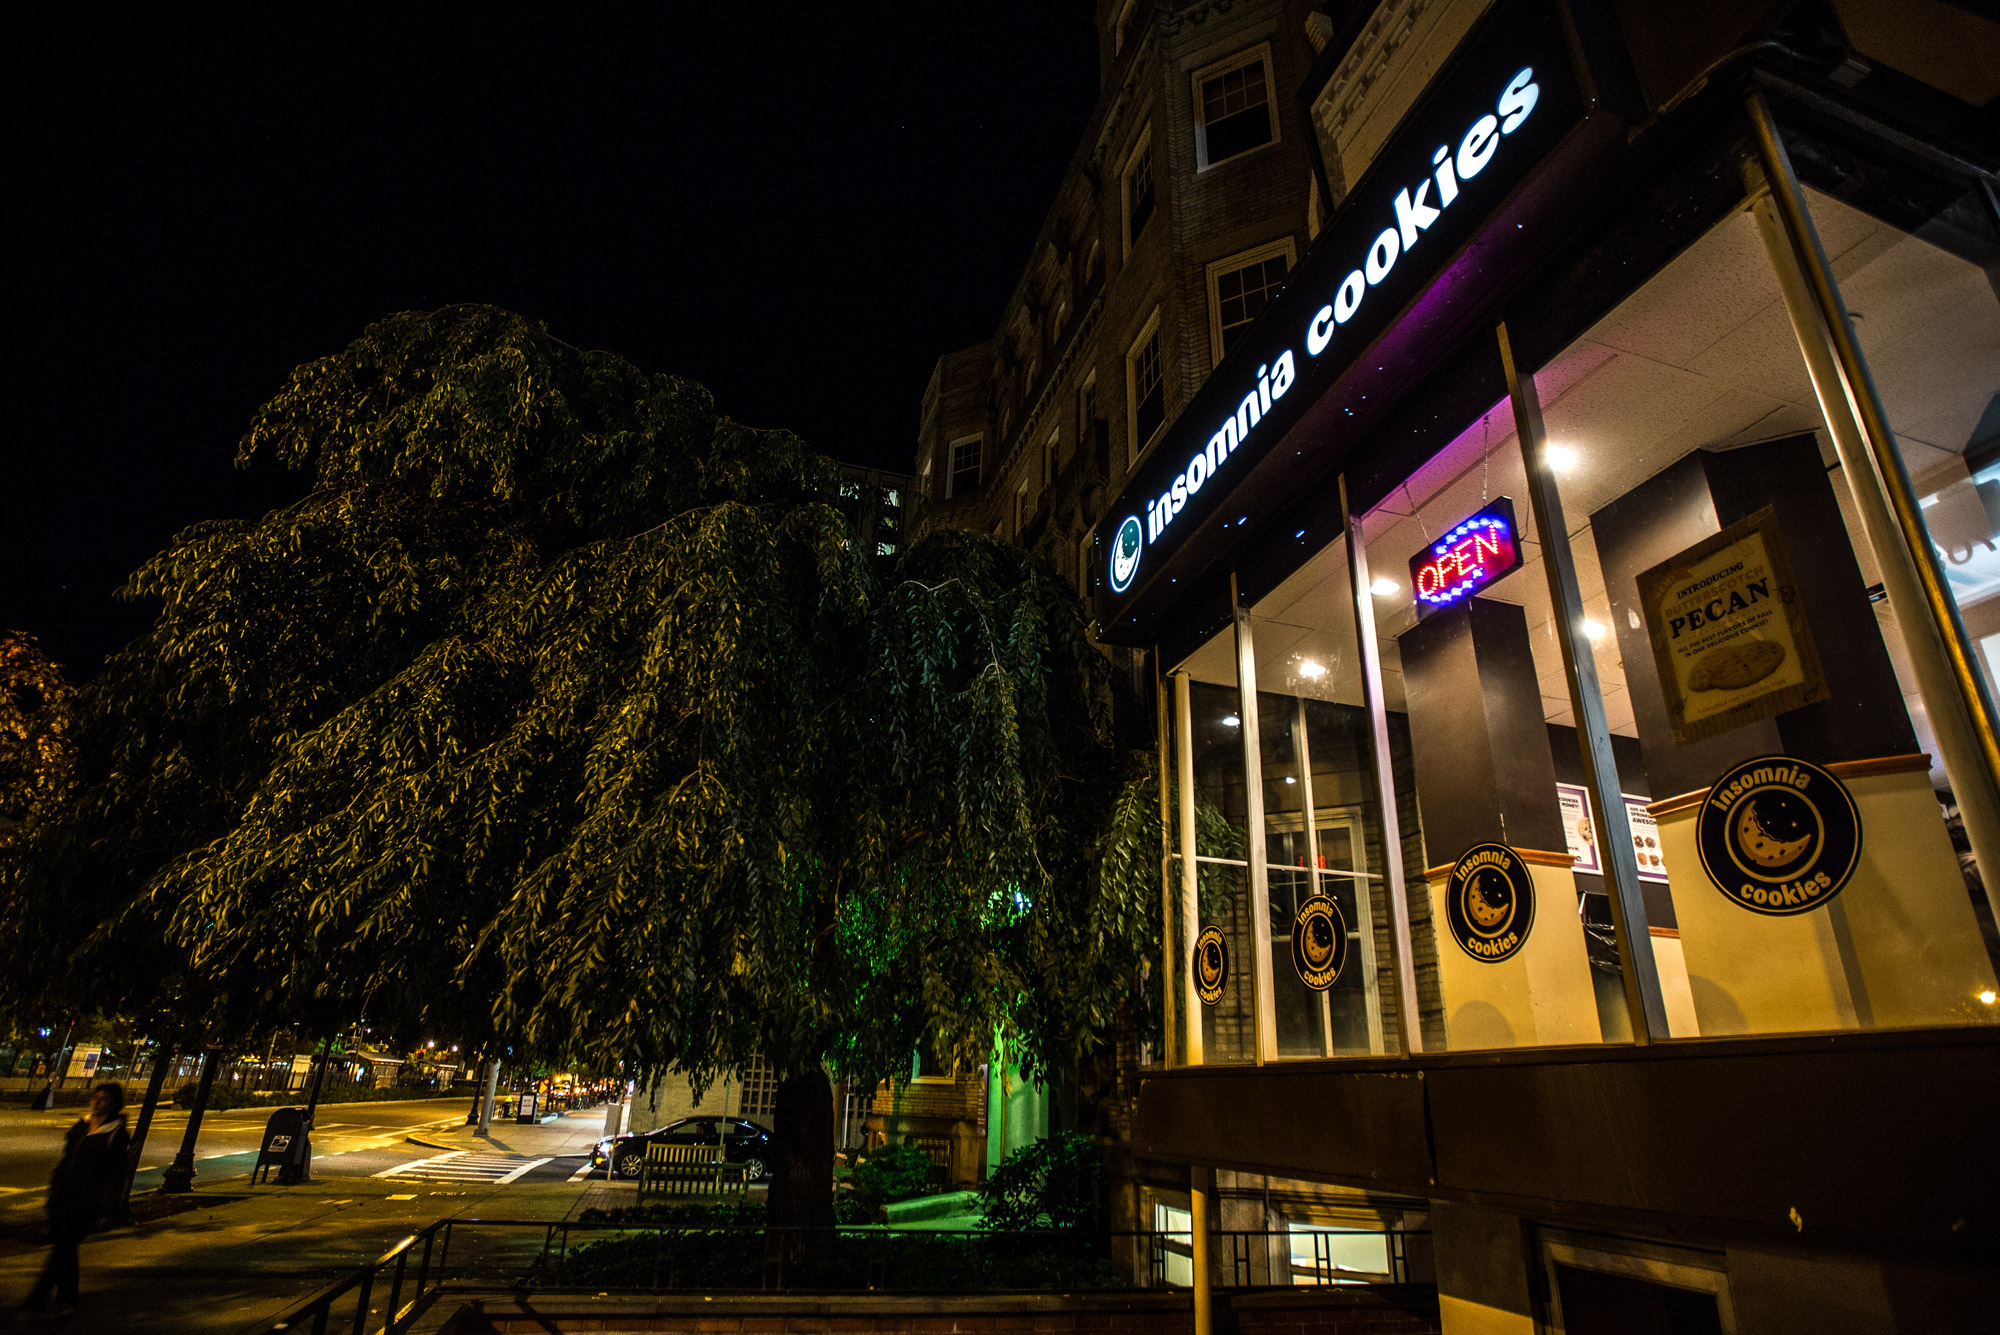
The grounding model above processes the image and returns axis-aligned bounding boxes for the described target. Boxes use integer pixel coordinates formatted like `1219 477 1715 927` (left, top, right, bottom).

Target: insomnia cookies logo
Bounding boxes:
1697 754 1860 915
1445 843 1535 962
1290 894 1348 990
1193 925 1229 1005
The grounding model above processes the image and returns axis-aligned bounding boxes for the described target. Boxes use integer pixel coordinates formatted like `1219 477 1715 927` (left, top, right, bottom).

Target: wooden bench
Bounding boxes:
636 1142 750 1199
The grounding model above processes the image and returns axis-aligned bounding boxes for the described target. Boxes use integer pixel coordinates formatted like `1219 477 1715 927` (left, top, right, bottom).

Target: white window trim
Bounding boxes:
946 433 983 499
1136 309 1168 469
1191 44 1280 172
1204 237 1297 368
1121 121 1156 260
1126 307 1166 467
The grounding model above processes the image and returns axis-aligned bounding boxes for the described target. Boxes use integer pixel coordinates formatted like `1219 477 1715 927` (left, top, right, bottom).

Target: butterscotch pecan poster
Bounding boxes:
1636 507 1827 744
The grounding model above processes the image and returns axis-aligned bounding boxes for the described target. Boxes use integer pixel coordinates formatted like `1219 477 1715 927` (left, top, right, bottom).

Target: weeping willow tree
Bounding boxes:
6 305 1163 1228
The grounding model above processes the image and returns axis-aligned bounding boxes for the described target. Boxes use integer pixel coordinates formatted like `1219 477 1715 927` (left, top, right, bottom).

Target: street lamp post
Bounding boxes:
159 1048 220 1194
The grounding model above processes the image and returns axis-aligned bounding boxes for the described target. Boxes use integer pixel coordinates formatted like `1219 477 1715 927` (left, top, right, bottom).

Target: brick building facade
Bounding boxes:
914 1 1331 596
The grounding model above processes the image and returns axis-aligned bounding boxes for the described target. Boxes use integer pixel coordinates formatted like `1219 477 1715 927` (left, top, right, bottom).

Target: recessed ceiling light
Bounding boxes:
1370 578 1399 597
1582 618 1607 642
1299 659 1327 680
1222 714 1241 727
1544 445 1579 472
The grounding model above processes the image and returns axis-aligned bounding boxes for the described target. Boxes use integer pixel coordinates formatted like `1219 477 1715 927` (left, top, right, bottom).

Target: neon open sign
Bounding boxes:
1409 497 1523 617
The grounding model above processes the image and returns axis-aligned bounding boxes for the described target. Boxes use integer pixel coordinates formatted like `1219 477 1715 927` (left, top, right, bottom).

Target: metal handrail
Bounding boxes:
264 1220 445 1334
257 1219 1432 1333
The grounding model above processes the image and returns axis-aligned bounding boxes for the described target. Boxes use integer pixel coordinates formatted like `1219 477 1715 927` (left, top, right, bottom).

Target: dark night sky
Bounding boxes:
9 10 1100 678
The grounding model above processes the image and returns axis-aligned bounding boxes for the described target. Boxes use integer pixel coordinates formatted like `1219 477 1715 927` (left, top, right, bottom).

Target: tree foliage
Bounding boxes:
0 632 75 851
3 307 1165 1219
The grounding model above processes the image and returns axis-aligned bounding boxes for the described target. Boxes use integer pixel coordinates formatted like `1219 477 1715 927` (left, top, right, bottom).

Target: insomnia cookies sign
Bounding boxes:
1291 894 1349 990
1193 925 1230 1005
1636 507 1827 744
1445 843 1536 962
1696 754 1860 915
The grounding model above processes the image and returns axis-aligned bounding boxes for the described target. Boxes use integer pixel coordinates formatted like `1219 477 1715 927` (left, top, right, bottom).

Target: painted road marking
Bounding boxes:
368 1150 552 1185
373 1151 466 1179
496 1157 552 1184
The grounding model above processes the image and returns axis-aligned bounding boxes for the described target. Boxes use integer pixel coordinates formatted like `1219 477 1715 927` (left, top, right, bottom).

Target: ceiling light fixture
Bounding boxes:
1582 618 1607 642
1370 578 1399 597
1222 714 1241 727
1544 445 1579 472
1299 659 1327 680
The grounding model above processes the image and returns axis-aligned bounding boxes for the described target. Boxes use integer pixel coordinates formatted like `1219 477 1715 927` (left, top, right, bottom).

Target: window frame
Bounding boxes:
1191 44 1279 172
1122 122 1157 257
1204 237 1297 367
946 433 983 499
1126 307 1167 466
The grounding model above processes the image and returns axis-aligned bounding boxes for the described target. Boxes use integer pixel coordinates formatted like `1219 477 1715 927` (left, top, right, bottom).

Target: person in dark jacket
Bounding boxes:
22 1081 130 1318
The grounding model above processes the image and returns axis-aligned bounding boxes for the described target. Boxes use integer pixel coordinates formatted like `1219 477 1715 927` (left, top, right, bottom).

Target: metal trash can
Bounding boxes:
253 1107 312 1185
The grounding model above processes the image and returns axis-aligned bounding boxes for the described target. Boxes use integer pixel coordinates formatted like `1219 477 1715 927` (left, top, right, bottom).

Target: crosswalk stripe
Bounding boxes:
372 1151 466 1178
497 1157 553 1184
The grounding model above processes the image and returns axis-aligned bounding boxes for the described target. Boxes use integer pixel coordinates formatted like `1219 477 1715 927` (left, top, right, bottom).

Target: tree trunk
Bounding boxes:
120 1044 174 1216
765 1067 836 1258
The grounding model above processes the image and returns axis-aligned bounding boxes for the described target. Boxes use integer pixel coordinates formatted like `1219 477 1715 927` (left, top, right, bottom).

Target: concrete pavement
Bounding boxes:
0 1105 615 1332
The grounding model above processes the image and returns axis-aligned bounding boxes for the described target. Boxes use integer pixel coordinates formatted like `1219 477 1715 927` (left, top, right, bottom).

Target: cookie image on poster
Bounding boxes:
1688 638 1786 692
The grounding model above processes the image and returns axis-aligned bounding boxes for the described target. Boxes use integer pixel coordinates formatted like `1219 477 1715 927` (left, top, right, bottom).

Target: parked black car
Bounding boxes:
590 1115 772 1180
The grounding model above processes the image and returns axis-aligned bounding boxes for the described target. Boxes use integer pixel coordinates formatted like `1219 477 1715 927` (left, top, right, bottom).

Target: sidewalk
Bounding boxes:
0 1112 609 1332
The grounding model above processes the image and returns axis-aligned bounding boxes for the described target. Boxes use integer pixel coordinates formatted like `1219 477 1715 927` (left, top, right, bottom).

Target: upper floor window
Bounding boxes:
1014 477 1031 536
1128 311 1165 463
948 434 982 498
1206 239 1295 363
1044 427 1060 492
1083 239 1102 289
1194 48 1276 170
1123 127 1156 253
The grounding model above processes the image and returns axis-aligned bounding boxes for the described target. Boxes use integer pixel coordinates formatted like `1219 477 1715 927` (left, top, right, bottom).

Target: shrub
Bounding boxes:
850 1140 939 1205
977 1131 1103 1231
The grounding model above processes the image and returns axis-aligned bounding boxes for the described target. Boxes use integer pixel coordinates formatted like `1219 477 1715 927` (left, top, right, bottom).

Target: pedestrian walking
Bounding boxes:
21 1082 130 1320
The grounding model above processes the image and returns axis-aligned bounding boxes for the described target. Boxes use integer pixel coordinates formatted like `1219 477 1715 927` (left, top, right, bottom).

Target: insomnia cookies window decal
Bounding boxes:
1194 925 1230 1005
1290 893 1349 990
1445 843 1537 962
1636 506 1828 744
1696 754 1861 915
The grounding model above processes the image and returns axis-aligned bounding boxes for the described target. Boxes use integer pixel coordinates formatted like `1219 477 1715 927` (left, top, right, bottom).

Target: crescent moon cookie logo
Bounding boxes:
1109 515 1144 593
1291 894 1349 990
1696 754 1859 915
1193 925 1230 1005
1446 843 1536 962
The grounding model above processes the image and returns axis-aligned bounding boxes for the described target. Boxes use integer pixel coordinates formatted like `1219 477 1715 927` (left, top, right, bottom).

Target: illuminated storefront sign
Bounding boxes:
1096 2 1584 612
1409 497 1523 616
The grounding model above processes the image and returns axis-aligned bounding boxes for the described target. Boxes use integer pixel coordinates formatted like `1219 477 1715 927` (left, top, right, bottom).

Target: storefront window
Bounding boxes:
1356 398 1626 1051
1247 550 1409 1057
1170 649 1259 1064
1530 196 2000 1037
